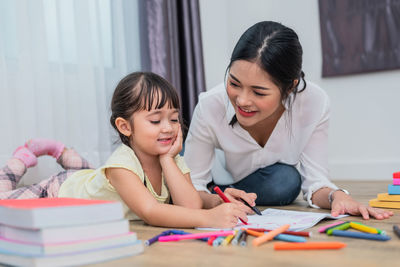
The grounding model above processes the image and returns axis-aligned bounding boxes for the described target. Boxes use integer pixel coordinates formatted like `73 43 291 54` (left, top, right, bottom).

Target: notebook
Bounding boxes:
0 198 124 228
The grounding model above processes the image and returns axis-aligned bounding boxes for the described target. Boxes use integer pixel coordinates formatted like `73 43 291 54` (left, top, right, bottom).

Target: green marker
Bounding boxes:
327 222 351 235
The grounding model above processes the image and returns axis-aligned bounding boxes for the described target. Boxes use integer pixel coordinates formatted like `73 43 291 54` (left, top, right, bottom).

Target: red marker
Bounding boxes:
214 186 248 225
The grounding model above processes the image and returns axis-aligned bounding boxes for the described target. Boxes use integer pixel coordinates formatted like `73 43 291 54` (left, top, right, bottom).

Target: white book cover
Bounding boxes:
0 198 124 228
0 240 143 267
0 232 137 256
0 219 129 244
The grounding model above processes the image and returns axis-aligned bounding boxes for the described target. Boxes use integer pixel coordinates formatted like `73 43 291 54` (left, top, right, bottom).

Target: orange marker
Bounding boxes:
245 229 264 237
252 224 290 247
274 242 346 250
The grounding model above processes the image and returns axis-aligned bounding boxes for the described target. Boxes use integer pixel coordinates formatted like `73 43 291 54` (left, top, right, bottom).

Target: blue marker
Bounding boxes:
212 236 225 247
332 230 391 241
272 233 307 243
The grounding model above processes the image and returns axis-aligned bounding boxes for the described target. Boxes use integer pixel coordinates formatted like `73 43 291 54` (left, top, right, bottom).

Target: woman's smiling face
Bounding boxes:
226 60 283 129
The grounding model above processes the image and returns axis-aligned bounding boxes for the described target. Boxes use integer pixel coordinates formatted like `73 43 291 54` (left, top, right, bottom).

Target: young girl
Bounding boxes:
0 72 252 228
184 21 393 220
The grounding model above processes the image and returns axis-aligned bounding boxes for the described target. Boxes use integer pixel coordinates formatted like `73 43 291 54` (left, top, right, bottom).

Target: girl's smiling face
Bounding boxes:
130 103 180 157
226 60 284 130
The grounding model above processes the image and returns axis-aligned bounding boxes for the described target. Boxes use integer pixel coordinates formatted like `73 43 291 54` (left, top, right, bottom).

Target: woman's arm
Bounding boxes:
106 167 247 228
312 187 393 220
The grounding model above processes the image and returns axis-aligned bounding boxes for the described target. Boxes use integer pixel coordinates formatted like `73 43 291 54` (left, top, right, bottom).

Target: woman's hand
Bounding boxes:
331 191 394 220
160 125 183 160
206 203 248 228
223 187 257 214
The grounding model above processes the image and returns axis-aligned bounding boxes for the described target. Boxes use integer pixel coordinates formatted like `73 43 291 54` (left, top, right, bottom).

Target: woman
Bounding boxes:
184 21 392 220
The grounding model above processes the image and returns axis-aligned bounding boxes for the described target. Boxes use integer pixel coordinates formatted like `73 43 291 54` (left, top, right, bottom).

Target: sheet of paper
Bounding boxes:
198 208 347 231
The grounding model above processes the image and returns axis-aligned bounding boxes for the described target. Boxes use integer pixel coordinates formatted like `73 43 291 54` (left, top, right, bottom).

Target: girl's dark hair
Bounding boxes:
110 72 180 147
227 21 306 126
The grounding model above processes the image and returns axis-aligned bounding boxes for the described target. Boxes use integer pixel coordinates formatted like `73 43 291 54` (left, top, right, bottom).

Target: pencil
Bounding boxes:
274 242 346 250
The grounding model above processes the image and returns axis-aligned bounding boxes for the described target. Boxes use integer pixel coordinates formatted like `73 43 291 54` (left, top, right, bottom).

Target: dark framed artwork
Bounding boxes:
319 0 400 77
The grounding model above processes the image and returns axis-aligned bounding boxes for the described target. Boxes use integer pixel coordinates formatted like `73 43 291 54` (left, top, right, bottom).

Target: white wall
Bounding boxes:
200 0 400 181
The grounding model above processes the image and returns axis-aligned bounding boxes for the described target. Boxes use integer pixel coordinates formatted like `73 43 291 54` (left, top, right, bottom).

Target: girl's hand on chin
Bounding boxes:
159 125 183 160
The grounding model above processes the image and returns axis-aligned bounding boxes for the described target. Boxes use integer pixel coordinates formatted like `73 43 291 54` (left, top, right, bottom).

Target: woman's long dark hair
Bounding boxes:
227 21 306 126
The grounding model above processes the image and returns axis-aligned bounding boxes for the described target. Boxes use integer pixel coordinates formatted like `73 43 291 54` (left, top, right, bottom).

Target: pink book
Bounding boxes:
0 198 124 229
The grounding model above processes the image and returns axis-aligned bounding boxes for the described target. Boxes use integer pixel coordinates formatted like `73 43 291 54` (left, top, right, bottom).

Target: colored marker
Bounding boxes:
274 242 346 250
214 186 248 225
208 236 217 246
253 224 291 247
228 185 262 215
318 221 345 233
326 222 351 235
169 229 208 241
222 232 236 245
393 225 400 239
350 222 386 235
158 230 235 242
212 236 225 247
231 229 244 245
248 228 311 237
245 228 264 237
331 230 391 241
272 233 306 243
145 230 171 246
239 232 248 247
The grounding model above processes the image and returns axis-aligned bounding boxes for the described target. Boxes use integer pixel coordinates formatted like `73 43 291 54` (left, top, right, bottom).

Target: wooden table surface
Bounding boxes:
91 181 400 267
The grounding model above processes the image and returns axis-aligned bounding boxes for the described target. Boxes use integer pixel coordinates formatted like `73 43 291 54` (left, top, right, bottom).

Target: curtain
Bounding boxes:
139 0 206 128
0 0 141 185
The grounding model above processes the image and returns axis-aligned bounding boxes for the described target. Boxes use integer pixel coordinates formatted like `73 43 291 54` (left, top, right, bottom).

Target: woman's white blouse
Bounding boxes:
184 81 338 208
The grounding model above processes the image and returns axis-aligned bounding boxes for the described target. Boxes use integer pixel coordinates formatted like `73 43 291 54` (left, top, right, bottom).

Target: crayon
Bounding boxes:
214 186 248 225
318 221 346 233
326 222 351 235
159 230 235 242
274 242 346 250
331 230 391 241
252 224 290 247
350 222 386 235
393 225 400 239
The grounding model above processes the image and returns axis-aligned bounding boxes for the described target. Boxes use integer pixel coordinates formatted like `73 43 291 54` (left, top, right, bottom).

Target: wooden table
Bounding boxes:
91 181 400 267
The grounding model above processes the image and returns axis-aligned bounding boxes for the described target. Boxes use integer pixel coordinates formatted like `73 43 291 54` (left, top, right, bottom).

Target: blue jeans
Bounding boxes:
212 163 302 206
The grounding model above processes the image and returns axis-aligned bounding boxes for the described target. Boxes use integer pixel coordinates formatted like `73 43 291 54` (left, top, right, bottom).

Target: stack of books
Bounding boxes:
0 198 143 266
369 171 400 209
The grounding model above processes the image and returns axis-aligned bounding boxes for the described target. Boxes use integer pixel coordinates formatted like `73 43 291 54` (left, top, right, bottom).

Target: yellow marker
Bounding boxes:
350 222 382 234
222 231 236 246
326 222 350 235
